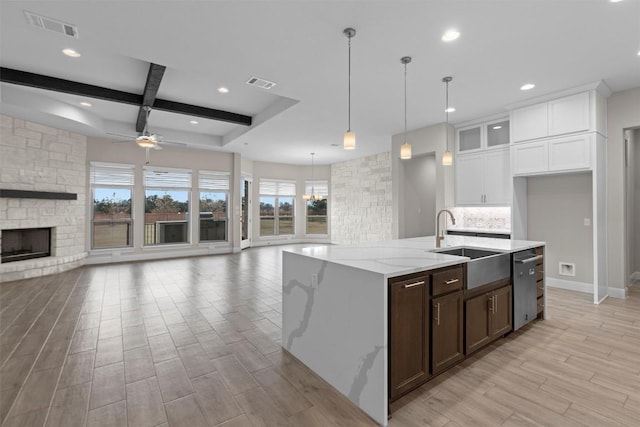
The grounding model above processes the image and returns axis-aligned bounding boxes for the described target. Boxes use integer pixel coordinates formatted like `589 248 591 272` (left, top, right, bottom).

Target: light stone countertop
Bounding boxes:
284 235 545 278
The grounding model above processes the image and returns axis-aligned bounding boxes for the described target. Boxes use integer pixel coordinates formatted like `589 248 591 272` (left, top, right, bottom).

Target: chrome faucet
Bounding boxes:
435 209 456 248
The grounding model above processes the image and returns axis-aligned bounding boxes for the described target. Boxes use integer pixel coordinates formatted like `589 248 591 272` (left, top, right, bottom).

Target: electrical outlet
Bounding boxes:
584 218 591 226
559 262 576 277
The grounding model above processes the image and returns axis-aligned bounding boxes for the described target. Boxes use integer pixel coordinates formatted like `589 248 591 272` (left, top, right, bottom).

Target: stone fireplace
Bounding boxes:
0 115 88 282
1 227 52 263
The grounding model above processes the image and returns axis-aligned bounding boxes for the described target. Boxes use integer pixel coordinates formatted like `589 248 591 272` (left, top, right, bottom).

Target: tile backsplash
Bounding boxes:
448 206 511 231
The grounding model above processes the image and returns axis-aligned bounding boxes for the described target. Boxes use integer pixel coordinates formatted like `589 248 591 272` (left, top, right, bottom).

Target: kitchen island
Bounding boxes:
282 235 544 426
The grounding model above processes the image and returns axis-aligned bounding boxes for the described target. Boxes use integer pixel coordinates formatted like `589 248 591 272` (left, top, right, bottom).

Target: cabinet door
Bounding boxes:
389 276 430 400
548 92 590 136
464 293 491 355
512 141 548 176
486 119 510 149
457 125 482 153
511 103 548 142
455 154 484 205
548 134 591 172
432 291 463 374
490 285 512 338
483 149 511 204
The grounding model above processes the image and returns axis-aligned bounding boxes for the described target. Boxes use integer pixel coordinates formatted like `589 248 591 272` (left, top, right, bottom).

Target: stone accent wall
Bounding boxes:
331 152 392 244
0 115 87 281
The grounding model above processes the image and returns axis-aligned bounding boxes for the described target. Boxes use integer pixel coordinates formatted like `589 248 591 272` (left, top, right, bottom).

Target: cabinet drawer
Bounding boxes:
536 265 544 281
432 266 464 296
535 246 544 258
537 283 544 298
537 296 544 314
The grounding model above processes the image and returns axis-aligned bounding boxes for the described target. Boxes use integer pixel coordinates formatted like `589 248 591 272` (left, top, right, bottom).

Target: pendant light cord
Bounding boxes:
347 36 352 132
404 62 407 142
444 78 450 152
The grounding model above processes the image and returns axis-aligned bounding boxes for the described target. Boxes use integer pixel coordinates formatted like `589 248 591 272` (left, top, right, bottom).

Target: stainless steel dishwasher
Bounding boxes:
513 250 543 330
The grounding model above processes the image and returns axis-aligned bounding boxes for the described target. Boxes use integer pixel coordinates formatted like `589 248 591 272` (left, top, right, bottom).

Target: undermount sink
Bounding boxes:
433 247 501 259
430 246 511 289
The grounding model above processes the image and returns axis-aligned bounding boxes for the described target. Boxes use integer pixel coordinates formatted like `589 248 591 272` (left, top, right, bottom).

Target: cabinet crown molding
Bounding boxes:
504 80 611 111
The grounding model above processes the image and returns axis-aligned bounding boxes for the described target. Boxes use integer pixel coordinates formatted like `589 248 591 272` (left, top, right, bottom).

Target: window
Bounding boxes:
259 179 296 236
305 180 328 235
144 167 191 245
90 162 134 249
199 171 229 242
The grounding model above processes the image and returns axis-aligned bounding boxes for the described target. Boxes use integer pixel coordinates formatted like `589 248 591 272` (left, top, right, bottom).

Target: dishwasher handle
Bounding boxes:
515 255 543 264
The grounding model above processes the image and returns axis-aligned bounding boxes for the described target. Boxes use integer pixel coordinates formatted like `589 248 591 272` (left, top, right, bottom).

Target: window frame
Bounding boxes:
304 180 329 236
90 162 135 250
143 166 192 246
259 179 296 237
198 171 230 243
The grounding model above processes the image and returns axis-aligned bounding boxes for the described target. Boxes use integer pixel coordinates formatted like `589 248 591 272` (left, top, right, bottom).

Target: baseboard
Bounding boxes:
546 277 628 300
86 245 232 265
546 277 593 294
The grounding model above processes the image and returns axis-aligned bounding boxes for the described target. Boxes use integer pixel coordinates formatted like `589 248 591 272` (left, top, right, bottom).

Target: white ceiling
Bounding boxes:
1 0 639 165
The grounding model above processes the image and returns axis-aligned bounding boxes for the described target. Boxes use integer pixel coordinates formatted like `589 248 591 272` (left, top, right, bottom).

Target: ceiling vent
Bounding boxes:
246 76 276 90
24 11 78 38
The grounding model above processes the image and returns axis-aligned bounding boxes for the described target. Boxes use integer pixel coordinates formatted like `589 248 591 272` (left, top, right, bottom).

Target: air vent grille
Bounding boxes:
246 76 276 90
24 11 78 38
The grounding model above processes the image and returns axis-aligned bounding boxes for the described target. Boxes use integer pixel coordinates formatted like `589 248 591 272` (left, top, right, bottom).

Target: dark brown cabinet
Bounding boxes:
389 274 430 401
431 265 464 374
465 284 512 355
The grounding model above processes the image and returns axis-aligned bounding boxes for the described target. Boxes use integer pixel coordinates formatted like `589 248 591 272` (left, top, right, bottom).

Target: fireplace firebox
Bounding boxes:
1 228 52 263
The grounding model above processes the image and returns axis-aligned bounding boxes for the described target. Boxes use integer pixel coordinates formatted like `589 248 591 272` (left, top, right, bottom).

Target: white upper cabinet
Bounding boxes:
456 148 511 206
511 103 548 142
548 92 590 136
511 90 602 143
512 133 593 176
456 117 510 154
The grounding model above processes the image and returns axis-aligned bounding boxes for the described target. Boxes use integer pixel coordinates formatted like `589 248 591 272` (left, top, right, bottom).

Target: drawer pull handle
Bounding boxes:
488 296 494 313
435 303 441 325
404 281 425 289
445 278 459 285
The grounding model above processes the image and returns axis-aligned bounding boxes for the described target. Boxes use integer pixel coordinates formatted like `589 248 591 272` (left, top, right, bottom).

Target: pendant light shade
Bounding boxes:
442 76 453 166
400 56 412 160
343 131 356 150
343 28 356 150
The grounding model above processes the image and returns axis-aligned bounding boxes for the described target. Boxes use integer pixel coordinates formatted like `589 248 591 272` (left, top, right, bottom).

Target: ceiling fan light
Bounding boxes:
136 137 157 148
343 131 356 149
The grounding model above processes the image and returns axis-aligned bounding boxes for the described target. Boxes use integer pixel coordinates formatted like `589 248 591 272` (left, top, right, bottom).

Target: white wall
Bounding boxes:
607 87 640 289
1 115 87 281
401 153 436 237
527 173 593 284
391 123 455 239
331 153 392 244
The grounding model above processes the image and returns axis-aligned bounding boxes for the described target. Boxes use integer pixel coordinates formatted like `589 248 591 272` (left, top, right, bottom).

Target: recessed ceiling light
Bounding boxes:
520 83 536 91
610 0 624 3
79 101 92 107
637 49 640 56
189 120 199 125
62 48 81 58
492 125 502 130
442 30 460 42
445 107 456 113
218 87 229 94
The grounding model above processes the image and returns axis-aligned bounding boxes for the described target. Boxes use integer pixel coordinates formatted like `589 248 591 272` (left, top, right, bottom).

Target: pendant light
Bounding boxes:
303 153 322 201
400 56 412 160
442 76 453 166
343 28 356 150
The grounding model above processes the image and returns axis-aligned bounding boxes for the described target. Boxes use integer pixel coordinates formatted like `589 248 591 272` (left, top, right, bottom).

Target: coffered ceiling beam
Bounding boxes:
136 63 166 133
0 67 253 127
0 67 142 104
152 99 252 126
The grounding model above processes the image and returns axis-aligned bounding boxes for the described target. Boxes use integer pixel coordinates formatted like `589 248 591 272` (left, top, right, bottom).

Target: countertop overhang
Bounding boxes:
284 235 545 278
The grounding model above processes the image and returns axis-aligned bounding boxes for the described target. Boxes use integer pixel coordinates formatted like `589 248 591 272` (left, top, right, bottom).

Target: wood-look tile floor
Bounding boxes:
1 245 639 427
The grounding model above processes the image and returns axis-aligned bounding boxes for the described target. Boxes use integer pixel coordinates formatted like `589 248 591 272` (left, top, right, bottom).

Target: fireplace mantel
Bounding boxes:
0 189 77 200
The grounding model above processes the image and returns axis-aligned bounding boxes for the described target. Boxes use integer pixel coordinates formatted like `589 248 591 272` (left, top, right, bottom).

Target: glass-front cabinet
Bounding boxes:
456 117 510 153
